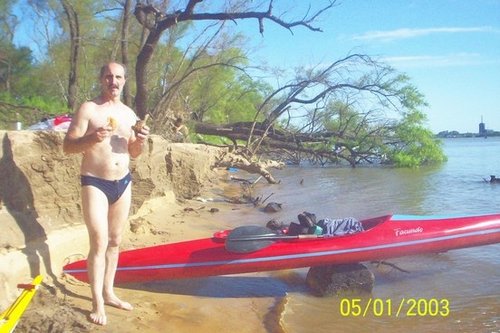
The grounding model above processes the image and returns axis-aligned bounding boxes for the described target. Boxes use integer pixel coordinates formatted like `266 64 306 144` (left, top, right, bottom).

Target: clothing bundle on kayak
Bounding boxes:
270 211 364 237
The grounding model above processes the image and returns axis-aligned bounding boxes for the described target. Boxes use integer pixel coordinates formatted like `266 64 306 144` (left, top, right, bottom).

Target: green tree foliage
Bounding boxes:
0 91 70 129
0 45 33 96
391 111 447 167
0 0 68 127
385 76 446 167
144 27 273 134
189 58 272 124
0 0 30 97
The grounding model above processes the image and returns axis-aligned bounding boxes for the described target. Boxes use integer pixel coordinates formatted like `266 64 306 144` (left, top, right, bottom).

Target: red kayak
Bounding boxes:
63 214 500 284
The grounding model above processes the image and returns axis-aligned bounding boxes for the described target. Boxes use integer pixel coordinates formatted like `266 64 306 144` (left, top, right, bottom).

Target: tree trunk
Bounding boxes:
121 0 132 107
135 29 162 120
61 0 79 111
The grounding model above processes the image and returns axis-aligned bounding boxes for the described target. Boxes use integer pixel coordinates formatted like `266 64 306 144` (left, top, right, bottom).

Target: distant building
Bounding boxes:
479 116 487 136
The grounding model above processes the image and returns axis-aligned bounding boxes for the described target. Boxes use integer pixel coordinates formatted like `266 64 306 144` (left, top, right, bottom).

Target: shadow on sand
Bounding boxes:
0 134 60 288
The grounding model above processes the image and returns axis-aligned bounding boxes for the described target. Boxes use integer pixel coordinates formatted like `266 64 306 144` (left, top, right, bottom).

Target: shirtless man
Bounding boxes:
63 62 149 325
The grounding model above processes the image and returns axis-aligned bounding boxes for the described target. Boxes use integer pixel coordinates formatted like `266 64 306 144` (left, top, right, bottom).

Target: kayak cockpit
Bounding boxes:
360 215 392 231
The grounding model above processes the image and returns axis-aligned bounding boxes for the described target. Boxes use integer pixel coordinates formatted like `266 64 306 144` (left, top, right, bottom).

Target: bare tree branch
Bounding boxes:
133 1 338 119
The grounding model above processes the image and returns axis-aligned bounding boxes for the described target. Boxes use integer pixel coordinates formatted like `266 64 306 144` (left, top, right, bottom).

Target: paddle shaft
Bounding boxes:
229 233 326 242
225 225 332 253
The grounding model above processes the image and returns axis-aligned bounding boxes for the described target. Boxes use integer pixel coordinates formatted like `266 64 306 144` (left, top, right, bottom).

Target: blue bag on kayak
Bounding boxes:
317 217 364 236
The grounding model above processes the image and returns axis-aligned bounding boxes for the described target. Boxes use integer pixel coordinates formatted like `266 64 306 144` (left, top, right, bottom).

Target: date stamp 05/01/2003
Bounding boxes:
339 298 450 318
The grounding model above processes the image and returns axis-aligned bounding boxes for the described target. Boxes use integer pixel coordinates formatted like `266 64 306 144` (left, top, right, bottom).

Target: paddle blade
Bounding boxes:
225 225 277 253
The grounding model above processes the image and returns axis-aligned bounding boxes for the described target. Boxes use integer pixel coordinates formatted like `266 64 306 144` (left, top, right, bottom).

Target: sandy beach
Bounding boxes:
0 130 286 332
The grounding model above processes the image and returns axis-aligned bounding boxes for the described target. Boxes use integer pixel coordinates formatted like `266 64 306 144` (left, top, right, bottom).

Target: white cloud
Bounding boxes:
353 26 495 42
381 53 485 68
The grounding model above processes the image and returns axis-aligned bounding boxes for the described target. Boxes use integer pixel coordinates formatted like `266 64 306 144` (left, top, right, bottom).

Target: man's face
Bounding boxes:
100 63 126 98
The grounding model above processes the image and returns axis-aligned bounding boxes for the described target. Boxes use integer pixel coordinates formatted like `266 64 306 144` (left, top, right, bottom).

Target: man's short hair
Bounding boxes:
99 62 127 79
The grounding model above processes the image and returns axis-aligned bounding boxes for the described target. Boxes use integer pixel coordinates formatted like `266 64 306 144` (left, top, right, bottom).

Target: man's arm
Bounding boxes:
63 103 110 154
128 125 150 158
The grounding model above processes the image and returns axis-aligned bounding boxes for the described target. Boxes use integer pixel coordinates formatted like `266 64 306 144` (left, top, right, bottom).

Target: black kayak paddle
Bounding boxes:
225 225 327 253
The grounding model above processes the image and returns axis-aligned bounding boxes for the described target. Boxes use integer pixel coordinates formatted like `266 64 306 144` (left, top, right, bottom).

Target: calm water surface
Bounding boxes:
218 137 500 333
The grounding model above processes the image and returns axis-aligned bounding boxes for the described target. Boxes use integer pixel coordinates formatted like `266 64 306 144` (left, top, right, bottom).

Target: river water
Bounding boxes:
216 137 500 333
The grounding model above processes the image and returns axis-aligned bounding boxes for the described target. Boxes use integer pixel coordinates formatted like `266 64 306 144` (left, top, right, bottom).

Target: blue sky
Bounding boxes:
13 0 499 133
234 0 500 134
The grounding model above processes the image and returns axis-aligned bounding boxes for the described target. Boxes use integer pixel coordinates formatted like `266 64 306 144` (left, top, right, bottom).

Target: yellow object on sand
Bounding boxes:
0 275 43 333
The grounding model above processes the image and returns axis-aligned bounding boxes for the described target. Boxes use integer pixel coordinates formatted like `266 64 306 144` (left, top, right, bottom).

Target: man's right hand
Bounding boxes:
94 126 113 142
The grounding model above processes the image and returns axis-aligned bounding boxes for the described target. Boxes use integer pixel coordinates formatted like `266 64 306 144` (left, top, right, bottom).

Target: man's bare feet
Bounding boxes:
104 294 133 311
89 302 107 325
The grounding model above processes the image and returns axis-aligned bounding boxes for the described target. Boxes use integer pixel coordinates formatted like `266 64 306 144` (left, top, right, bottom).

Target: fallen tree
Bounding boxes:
193 53 442 170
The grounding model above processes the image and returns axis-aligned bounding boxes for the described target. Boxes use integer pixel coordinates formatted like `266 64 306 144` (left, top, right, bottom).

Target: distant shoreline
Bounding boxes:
435 131 500 138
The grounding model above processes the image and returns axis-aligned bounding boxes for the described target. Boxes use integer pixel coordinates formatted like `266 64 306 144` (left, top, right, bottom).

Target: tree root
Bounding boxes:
370 260 411 273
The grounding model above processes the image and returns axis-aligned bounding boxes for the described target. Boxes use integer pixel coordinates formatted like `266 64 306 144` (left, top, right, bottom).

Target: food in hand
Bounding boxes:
131 120 144 134
107 117 118 131
131 114 149 135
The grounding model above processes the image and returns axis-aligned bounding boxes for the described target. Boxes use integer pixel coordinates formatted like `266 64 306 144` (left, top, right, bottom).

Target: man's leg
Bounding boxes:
103 182 133 310
81 186 110 325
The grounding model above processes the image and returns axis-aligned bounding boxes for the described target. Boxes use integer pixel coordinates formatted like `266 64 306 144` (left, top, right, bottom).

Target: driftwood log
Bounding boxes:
215 150 284 184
